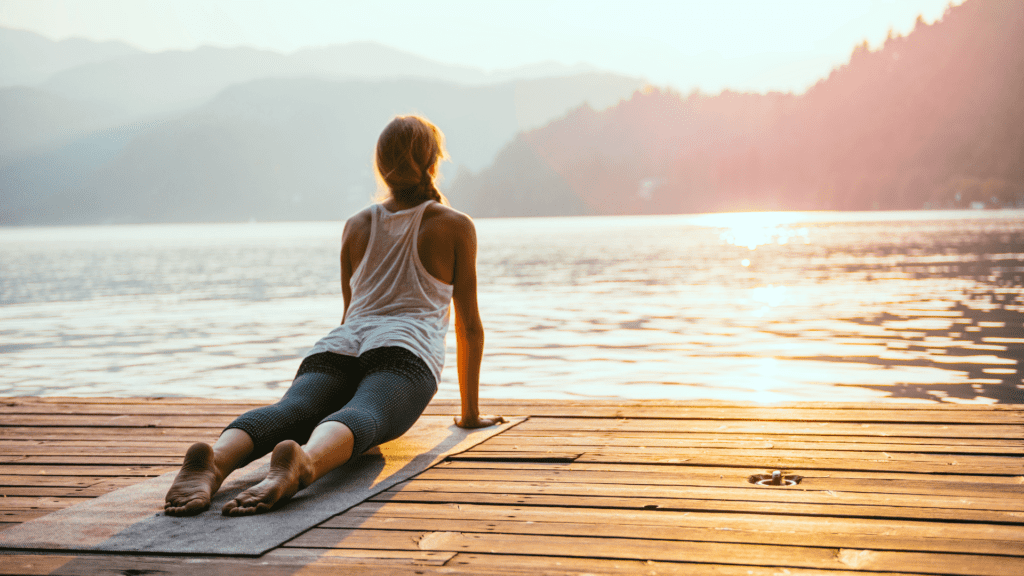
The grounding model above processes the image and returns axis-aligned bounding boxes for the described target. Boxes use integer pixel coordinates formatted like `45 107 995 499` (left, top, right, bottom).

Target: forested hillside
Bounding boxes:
450 0 1024 216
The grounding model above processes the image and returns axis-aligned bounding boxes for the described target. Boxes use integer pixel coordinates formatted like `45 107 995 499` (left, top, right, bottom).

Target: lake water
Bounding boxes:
1 210 1022 404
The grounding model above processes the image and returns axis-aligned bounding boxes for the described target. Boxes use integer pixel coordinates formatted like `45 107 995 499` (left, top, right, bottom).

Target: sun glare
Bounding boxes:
693 212 813 250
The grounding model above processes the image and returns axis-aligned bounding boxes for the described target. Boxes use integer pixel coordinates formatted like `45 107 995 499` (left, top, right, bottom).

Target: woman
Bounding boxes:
164 115 504 517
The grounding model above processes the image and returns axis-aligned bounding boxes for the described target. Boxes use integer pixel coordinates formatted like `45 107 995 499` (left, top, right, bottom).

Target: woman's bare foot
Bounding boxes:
164 443 225 516
221 440 314 516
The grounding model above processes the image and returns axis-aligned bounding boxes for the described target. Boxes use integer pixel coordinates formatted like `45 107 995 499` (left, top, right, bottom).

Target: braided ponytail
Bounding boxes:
375 116 449 206
417 172 443 204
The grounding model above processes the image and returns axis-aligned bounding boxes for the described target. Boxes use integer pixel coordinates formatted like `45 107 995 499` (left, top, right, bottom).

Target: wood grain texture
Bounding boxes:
483 432 1024 453
435 460 1024 483
320 512 1022 554
0 397 1020 576
284 528 1024 576
413 467 1024 498
510 417 1024 438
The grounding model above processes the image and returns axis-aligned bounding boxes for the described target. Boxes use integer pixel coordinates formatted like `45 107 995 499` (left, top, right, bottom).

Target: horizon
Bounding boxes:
0 0 960 94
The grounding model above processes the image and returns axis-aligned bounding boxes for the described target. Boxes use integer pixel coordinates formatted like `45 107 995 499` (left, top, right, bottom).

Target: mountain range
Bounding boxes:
3 0 1021 224
0 28 641 224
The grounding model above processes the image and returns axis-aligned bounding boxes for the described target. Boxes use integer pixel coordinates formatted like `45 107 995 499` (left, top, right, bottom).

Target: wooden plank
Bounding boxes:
452 452 581 463
4 455 182 465
467 443 1024 466
0 441 193 451
502 429 1024 447
0 549 952 576
0 478 139 494
450 449 1021 475
0 427 222 440
8 550 915 576
413 467 1024 498
372 490 1024 524
0 476 101 488
388 478 1024 513
482 434 1024 454
321 514 1022 555
2 397 269 406
446 553 939 576
0 414 233 427
0 445 188 456
342 501 1024 542
459 445 1024 473
0 510 52 523
435 460 1024 483
0 402 263 416
0 554 76 576
511 418 1024 439
263 548 457 565
0 486 117 497
429 406 1024 423
570 452 1022 475
0 464 173 477
285 528 1024 576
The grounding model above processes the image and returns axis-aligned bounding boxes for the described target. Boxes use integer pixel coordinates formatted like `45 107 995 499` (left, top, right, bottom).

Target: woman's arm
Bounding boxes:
339 210 372 324
449 214 504 429
339 222 353 324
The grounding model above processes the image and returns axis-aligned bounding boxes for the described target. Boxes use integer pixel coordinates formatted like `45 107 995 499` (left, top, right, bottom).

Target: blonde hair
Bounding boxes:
374 115 448 205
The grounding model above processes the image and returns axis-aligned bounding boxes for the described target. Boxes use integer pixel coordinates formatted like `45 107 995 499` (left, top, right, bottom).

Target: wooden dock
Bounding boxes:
1 397 1022 575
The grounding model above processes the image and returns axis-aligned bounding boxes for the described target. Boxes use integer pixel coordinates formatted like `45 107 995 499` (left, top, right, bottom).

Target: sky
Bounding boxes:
0 0 960 93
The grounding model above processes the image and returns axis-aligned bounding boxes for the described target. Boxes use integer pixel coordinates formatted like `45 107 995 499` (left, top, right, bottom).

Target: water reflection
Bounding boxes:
720 225 809 250
0 211 1021 403
474 210 1023 404
824 291 1023 403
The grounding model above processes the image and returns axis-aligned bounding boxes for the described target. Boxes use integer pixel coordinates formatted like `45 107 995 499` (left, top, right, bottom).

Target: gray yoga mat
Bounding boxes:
0 415 522 556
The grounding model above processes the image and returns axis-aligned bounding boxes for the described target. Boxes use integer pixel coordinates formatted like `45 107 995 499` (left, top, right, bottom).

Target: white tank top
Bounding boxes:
306 201 454 382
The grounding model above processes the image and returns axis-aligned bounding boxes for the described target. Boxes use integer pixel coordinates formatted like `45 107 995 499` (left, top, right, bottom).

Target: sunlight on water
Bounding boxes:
1 210 1022 403
706 211 812 250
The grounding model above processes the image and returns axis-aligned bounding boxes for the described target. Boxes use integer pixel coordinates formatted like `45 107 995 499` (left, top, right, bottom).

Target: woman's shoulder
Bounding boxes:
342 206 374 244
423 202 475 234
346 205 375 227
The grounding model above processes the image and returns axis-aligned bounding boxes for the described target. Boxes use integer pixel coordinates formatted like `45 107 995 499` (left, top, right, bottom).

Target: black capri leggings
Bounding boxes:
225 347 437 463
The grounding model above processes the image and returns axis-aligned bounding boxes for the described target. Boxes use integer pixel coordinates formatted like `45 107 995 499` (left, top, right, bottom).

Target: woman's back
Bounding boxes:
345 201 453 324
342 199 474 288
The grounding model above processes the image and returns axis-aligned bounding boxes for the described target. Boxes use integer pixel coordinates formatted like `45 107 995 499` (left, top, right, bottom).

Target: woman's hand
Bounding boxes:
454 414 506 429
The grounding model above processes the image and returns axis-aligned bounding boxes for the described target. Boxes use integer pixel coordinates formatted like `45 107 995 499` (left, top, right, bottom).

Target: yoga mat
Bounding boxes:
0 415 522 556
